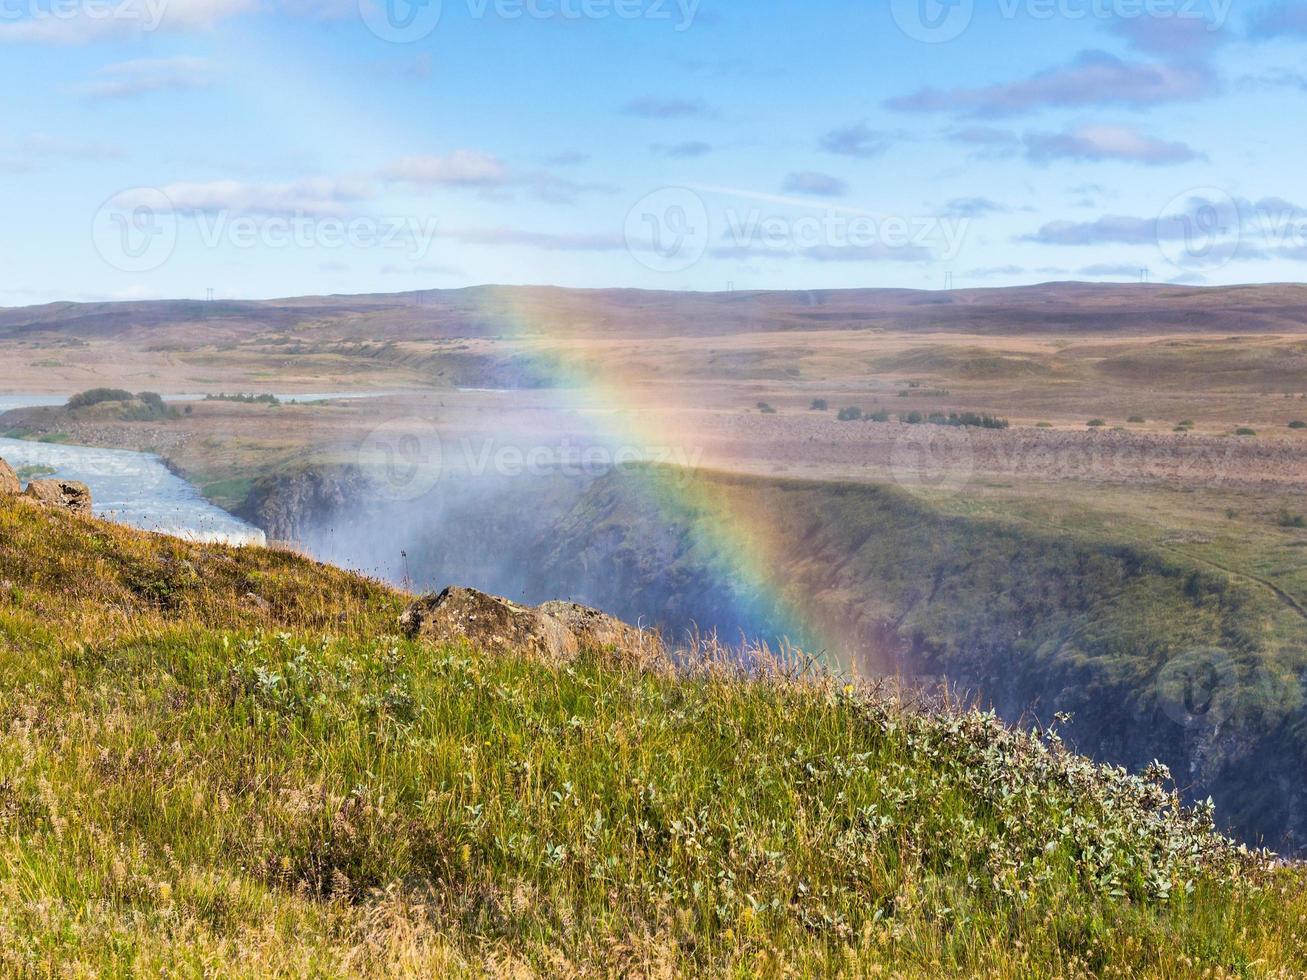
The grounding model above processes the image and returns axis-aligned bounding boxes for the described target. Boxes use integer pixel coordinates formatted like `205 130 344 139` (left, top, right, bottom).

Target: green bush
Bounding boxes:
1128 416 1147 424
66 387 133 410
1087 419 1106 428
205 392 281 405
837 407 863 422
810 399 828 411
1289 421 1306 430
1235 427 1257 437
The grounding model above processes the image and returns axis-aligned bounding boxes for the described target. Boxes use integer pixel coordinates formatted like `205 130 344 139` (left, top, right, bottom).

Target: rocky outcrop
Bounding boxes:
237 465 373 543
400 586 660 668
0 457 19 495
23 479 92 515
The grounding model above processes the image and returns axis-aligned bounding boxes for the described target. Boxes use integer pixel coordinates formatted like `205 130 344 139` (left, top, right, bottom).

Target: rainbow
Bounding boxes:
471 289 843 666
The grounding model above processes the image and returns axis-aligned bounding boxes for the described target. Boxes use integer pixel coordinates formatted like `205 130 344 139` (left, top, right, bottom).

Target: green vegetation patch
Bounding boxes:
0 497 1302 975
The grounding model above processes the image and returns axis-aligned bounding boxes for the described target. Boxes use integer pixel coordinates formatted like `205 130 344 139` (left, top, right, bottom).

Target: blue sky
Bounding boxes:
1 0 1306 302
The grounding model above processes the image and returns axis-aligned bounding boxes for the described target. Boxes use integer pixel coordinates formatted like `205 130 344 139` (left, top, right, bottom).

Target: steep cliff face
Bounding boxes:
236 465 374 544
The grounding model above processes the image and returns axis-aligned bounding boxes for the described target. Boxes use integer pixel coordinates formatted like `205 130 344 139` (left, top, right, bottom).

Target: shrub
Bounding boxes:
1289 421 1306 430
67 387 133 410
1036 421 1053 428
1235 427 1257 437
837 407 863 422
756 402 778 414
1277 510 1307 529
1178 420 1195 428
205 392 281 405
1128 416 1146 424
810 399 828 412
1087 419 1106 428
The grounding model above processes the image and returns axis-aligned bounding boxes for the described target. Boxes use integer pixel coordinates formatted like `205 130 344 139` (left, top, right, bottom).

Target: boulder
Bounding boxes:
23 479 92 515
0 457 18 496
400 586 659 666
537 600 648 654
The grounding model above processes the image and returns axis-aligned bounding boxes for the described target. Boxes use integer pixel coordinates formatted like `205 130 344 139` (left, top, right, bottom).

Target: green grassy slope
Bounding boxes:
535 468 1307 849
0 495 1304 977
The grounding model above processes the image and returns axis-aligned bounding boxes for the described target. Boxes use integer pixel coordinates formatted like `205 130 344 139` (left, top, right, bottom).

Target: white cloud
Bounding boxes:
1024 125 1201 166
382 151 512 188
381 151 613 204
443 226 627 252
73 57 217 100
116 177 374 217
0 0 256 43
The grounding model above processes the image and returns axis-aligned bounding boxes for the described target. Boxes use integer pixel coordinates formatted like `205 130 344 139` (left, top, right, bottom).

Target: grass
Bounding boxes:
534 466 1307 851
1 496 1305 976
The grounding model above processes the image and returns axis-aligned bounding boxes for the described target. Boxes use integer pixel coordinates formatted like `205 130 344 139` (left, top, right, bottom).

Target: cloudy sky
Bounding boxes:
2 0 1306 302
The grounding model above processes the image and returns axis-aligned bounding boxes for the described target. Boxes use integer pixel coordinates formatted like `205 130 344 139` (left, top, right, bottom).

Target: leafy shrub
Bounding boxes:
1289 420 1306 430
1277 510 1307 529
810 399 828 411
1087 419 1106 428
1235 427 1257 437
1128 416 1147 423
837 407 863 422
66 387 133 410
757 402 777 414
205 392 281 405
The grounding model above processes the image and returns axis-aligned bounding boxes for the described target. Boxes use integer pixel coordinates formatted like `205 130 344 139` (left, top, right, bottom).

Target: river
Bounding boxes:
0 436 266 545
0 391 382 545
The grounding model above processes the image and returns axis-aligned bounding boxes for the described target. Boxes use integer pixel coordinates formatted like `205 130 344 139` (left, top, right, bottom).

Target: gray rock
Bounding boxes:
23 479 92 515
400 586 659 666
0 458 18 496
